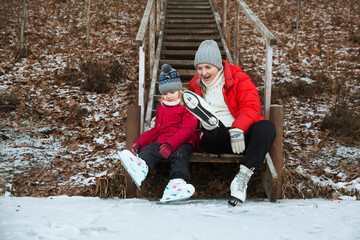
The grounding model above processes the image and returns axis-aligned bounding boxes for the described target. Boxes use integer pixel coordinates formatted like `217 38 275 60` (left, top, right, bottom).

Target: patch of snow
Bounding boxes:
0 197 359 240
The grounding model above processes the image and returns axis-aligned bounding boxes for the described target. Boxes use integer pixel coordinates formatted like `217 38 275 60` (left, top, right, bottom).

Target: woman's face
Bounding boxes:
162 91 180 102
196 63 220 84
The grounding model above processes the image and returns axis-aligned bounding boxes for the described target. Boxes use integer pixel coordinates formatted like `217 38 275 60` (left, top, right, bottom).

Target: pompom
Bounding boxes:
161 64 172 73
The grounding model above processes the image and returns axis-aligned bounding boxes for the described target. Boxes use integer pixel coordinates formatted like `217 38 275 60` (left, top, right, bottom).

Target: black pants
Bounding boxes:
138 142 192 182
200 120 276 170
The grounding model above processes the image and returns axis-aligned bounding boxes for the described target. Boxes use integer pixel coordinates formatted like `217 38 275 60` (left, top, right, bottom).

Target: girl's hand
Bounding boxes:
159 143 173 159
130 143 140 155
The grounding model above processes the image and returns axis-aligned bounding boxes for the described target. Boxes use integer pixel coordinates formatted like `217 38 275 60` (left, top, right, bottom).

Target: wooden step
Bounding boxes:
168 0 209 3
167 14 214 19
165 23 216 29
165 29 218 34
167 5 210 9
164 35 221 41
168 2 209 6
167 9 212 14
162 41 222 49
166 19 215 24
159 59 194 67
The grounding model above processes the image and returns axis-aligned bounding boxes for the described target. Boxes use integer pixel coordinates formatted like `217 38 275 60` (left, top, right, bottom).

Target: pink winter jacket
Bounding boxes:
188 60 265 135
134 104 198 151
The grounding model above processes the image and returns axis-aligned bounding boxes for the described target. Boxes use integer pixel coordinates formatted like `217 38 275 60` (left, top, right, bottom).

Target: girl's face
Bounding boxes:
196 63 220 84
162 91 180 102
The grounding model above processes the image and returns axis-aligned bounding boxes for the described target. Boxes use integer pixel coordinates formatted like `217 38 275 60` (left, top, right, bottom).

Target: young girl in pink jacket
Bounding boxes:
118 64 198 203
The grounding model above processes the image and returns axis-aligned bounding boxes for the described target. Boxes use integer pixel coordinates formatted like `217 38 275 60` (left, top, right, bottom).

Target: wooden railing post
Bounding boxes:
223 0 227 34
149 0 156 78
264 42 273 120
233 1 239 66
269 105 284 199
125 105 141 198
136 0 156 134
156 0 161 32
138 42 145 134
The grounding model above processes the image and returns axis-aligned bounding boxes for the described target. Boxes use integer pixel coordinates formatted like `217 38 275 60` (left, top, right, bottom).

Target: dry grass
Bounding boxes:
94 163 127 198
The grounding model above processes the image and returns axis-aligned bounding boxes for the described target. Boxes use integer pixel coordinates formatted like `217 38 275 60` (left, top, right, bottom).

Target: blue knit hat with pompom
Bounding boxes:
158 64 182 94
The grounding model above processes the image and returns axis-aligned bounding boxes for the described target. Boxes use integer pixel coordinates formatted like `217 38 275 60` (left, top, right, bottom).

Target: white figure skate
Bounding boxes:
118 150 148 189
228 165 254 206
160 178 195 203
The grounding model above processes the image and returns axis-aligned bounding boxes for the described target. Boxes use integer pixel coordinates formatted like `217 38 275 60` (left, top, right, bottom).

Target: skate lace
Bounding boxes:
235 168 254 191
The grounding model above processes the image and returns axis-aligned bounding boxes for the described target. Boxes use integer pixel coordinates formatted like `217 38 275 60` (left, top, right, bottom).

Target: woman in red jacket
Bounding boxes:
119 64 198 203
182 40 276 205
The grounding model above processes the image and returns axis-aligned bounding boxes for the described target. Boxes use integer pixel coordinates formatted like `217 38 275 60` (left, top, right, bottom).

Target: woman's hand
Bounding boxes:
229 128 245 154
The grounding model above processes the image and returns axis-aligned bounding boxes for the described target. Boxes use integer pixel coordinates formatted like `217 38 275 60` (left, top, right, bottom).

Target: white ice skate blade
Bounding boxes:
118 150 142 190
182 91 219 127
183 93 198 109
158 196 193 204
157 197 193 205
159 184 195 203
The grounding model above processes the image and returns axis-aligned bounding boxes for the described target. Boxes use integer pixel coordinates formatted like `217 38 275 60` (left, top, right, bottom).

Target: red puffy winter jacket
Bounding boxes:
188 60 265 135
134 104 198 151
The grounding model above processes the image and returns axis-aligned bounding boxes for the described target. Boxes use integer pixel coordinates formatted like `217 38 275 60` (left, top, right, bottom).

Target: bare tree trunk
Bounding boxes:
294 0 301 56
20 0 26 51
86 0 91 46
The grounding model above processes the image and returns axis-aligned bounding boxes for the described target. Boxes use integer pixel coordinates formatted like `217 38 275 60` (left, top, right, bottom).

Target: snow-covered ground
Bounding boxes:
1 196 360 240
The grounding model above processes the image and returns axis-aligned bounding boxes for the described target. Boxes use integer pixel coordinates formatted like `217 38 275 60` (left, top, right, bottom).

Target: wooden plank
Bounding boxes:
261 153 278 202
164 35 221 41
165 29 218 34
168 1 209 4
167 14 214 19
190 152 242 163
264 43 273 120
167 9 212 14
165 23 216 29
163 41 221 48
162 49 225 57
159 59 194 66
166 19 215 23
169 0 208 1
269 105 284 199
233 1 239 65
155 69 196 79
167 5 210 9
125 105 141 198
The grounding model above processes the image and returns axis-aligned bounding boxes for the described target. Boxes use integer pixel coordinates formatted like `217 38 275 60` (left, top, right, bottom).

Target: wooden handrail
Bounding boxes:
237 0 277 46
209 0 233 64
135 0 162 134
135 0 155 45
144 6 167 131
218 0 278 120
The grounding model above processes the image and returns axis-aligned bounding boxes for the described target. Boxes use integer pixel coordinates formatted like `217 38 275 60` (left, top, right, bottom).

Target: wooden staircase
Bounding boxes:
129 0 282 202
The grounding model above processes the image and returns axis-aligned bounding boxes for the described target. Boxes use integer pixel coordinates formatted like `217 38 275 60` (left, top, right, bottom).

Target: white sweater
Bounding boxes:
202 70 235 127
